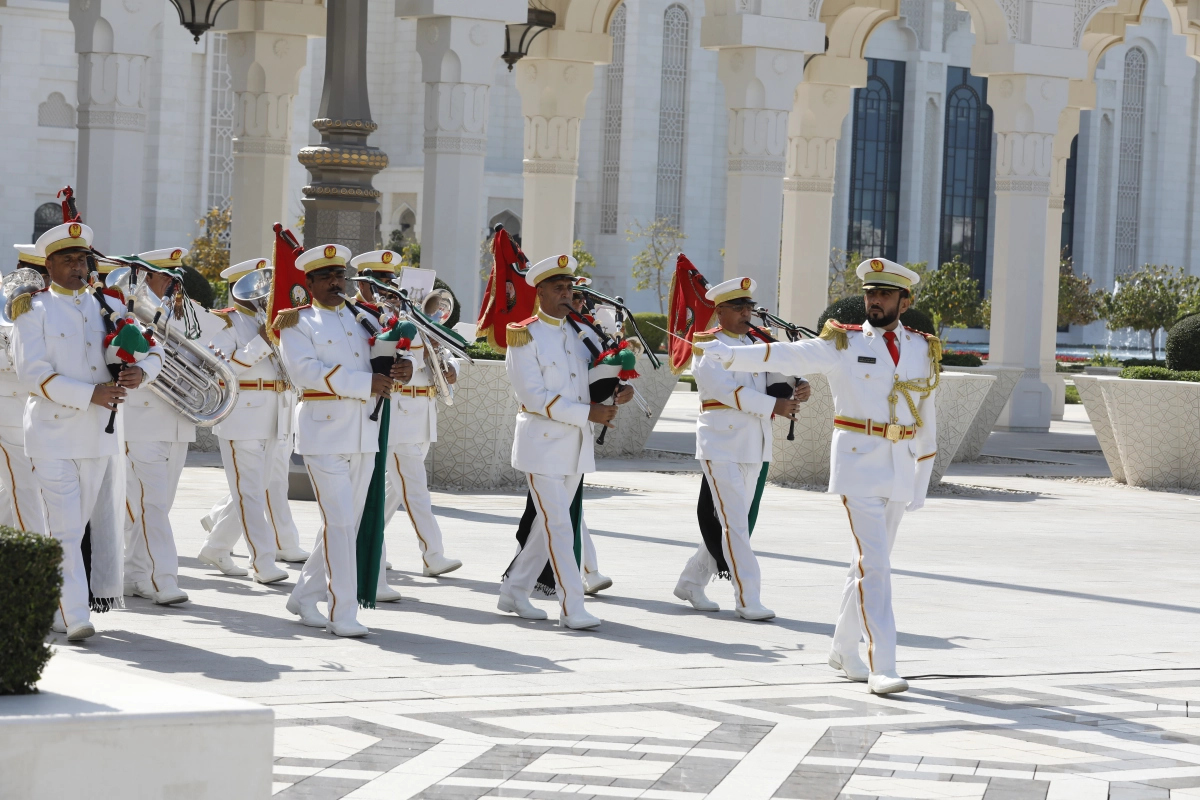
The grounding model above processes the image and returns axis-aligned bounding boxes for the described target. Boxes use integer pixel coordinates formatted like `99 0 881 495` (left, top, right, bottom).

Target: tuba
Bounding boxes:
231 268 294 390
108 266 238 427
1 268 46 358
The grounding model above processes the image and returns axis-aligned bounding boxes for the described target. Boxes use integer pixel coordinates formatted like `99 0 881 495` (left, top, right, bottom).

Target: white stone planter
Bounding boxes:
1073 375 1200 489
427 355 675 490
946 365 1022 462
767 371 995 488
0 655 273 799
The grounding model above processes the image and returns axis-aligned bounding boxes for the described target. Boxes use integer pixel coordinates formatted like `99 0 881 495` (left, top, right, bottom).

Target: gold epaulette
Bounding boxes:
693 330 718 344
9 293 32 321
271 307 301 331
211 310 234 329
819 319 853 351
910 329 943 364
506 322 532 348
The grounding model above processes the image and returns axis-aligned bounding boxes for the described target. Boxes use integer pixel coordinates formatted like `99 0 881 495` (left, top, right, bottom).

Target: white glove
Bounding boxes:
697 339 734 365
905 498 925 512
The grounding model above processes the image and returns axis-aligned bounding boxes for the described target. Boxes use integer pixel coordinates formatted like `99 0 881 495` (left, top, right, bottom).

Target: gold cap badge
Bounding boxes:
324 245 337 259
741 277 751 290
171 249 182 260
871 259 885 272
558 255 569 268
382 252 393 264
69 223 81 238
257 260 267 269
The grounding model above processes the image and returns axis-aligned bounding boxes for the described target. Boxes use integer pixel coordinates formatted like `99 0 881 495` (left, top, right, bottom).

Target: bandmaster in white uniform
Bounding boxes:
674 277 805 622
198 258 303 583
122 249 194 607
12 223 164 641
349 250 464 585
698 258 939 694
498 254 620 631
276 244 410 637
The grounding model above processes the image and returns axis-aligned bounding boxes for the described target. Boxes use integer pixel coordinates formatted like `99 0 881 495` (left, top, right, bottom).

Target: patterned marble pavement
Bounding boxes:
268 673 1200 799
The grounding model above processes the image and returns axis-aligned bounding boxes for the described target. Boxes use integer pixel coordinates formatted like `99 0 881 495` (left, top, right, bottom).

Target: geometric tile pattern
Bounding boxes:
1100 377 1200 490
768 373 995 488
949 366 1022 463
1072 375 1126 482
269 675 1200 799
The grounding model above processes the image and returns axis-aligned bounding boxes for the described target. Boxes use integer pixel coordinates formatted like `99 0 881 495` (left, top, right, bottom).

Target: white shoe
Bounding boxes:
736 603 775 621
276 547 310 563
123 581 138 597
583 571 613 594
868 671 909 695
422 553 462 577
560 610 602 630
829 649 870 682
497 593 548 620
251 564 290 585
385 560 393 570
376 583 403 603
198 547 249 577
286 596 328 628
132 580 188 605
66 621 96 642
673 582 720 611
328 619 369 637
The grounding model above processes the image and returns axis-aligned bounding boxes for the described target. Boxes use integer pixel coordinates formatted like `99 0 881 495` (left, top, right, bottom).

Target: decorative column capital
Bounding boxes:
516 58 595 178
424 82 490 155
726 108 788 175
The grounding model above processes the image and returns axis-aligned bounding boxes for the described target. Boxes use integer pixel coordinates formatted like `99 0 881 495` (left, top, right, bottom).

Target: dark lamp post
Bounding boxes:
502 8 556 71
167 0 234 43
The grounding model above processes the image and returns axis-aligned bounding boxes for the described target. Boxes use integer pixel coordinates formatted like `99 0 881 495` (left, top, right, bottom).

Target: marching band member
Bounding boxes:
12 223 163 640
697 258 938 694
348 250 463 584
0 246 49 533
276 244 410 637
674 278 802 622
122 249 195 606
197 258 301 583
498 254 622 630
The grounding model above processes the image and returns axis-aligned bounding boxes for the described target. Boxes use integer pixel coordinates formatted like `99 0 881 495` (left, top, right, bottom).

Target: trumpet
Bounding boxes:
231 268 295 390
0 268 46 358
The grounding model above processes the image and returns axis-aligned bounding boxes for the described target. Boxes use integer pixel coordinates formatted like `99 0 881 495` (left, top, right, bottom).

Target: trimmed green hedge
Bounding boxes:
1 527 63 695
941 352 983 368
627 313 668 353
1122 358 1164 368
816 296 936 336
1166 314 1200 372
464 340 504 361
1121 366 1200 382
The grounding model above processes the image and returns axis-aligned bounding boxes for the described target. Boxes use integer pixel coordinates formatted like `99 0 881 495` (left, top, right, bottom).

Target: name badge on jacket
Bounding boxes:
858 356 877 364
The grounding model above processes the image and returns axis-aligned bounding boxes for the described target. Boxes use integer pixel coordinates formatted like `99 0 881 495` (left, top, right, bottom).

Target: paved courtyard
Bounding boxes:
51 398 1200 799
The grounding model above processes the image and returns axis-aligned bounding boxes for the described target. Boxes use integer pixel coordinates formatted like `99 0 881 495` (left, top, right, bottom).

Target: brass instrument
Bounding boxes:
108 266 238 427
0 268 45 358
421 288 456 325
231 268 295 390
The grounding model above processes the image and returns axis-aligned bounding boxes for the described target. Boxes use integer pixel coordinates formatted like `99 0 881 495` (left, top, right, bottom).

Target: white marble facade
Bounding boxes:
3 0 1199 332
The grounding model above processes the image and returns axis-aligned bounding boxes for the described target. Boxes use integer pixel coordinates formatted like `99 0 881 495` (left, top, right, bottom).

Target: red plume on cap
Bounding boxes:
476 226 537 353
667 253 715 374
266 223 306 344
57 186 82 223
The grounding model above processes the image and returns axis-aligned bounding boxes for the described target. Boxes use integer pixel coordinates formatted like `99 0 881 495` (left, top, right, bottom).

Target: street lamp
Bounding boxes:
501 8 556 71
167 0 234 43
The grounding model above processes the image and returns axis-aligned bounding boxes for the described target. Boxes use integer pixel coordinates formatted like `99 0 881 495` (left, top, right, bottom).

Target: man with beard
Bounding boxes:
696 258 939 695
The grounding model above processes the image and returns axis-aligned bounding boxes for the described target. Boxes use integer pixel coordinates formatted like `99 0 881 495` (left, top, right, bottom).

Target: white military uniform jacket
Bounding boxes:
693 328 787 464
721 320 938 506
389 330 459 445
0 332 29 425
506 311 595 476
12 284 164 460
279 301 379 457
124 299 200 444
210 307 295 442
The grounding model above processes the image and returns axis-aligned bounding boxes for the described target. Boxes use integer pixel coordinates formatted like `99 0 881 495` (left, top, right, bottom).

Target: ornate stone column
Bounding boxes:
779 57 859 327
69 0 159 253
397 1 525 313
987 74 1071 432
299 0 387 254
515 57 596 263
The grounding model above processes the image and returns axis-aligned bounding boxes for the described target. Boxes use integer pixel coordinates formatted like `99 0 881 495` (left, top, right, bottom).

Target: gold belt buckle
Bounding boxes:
885 423 903 443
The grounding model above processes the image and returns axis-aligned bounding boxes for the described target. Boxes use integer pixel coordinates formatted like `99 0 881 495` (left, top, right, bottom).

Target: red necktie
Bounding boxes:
883 330 899 366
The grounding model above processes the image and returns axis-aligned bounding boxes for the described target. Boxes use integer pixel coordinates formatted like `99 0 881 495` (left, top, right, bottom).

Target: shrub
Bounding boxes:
816 296 936 336
1166 314 1200 372
181 265 215 309
677 374 697 391
463 340 504 361
1065 384 1081 404
1120 366 1200 382
941 352 983 368
627 313 668 353
1121 358 1164 368
0 527 63 695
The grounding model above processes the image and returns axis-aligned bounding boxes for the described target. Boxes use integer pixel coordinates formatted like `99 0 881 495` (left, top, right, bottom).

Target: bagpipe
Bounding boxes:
748 307 819 442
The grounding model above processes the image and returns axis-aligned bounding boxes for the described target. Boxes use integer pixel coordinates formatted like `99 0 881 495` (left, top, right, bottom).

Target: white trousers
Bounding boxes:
32 456 107 628
124 440 188 592
580 518 600 576
0 425 44 534
291 453 372 625
204 437 300 574
679 460 763 609
502 472 586 619
834 495 906 674
383 443 446 567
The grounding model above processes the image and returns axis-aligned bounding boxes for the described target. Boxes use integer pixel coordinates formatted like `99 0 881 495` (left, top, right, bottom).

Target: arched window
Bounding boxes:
938 66 993 286
655 4 689 229
599 4 627 235
32 202 61 243
847 58 906 260
38 93 76 128
489 210 522 243
206 32 234 214
1114 46 1147 275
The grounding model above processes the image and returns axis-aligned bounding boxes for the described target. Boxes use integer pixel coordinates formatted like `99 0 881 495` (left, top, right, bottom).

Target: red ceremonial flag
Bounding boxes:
667 253 716 374
476 227 537 353
267 223 307 344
